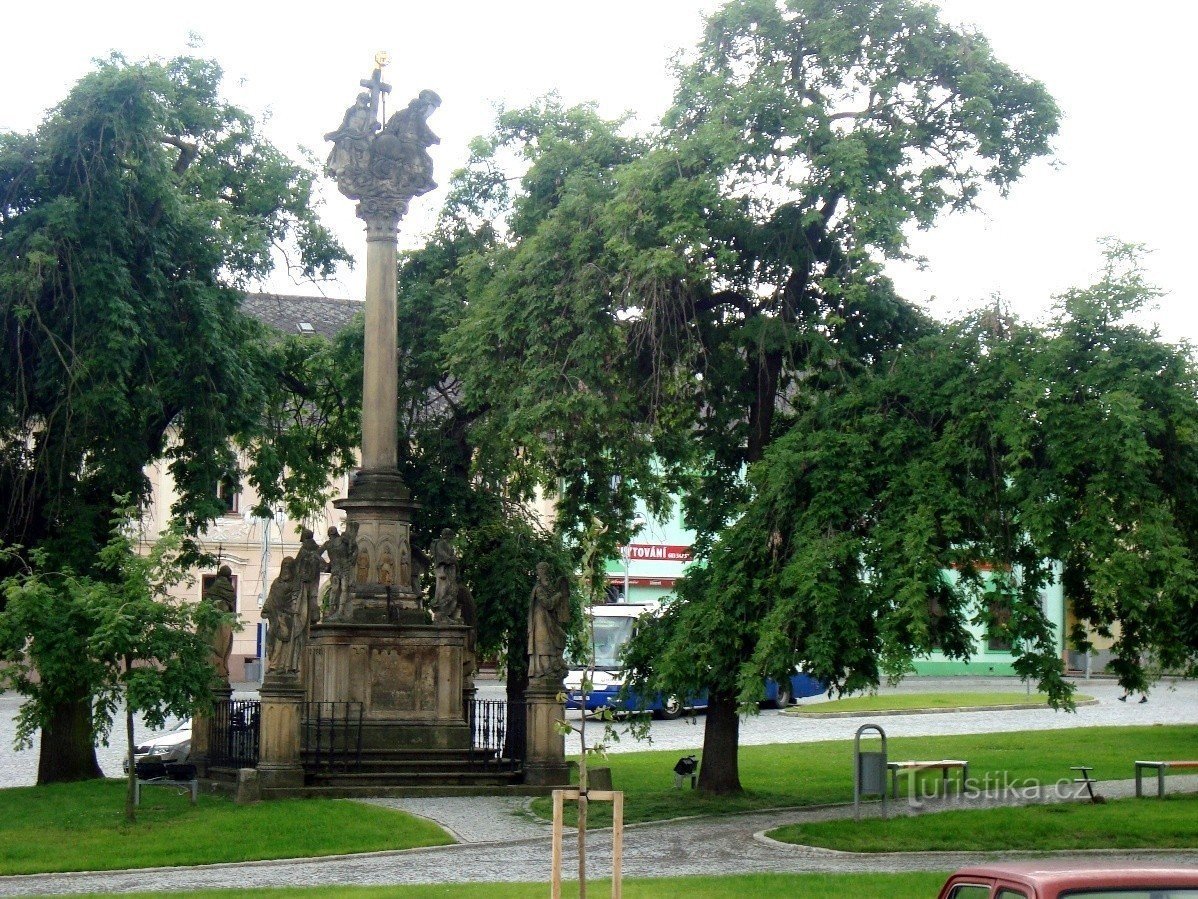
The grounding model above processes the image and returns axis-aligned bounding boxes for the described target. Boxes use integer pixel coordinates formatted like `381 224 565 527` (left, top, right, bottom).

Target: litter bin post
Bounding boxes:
854 723 888 820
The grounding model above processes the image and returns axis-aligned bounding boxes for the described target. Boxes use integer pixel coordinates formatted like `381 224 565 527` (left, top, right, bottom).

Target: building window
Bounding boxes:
201 572 239 613
986 597 1013 652
217 481 239 515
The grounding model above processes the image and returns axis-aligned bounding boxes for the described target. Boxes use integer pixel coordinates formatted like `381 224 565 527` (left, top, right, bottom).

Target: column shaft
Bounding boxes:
361 221 399 471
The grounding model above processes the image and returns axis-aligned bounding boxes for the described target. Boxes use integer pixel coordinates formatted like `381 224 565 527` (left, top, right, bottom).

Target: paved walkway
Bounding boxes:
4 774 1197 895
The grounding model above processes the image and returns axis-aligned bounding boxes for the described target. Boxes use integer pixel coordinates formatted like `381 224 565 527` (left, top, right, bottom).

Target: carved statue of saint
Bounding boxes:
321 524 358 621
203 565 236 683
370 90 442 196
324 91 379 180
431 528 460 623
528 562 571 682
262 557 302 675
378 546 394 587
356 539 371 584
295 527 324 627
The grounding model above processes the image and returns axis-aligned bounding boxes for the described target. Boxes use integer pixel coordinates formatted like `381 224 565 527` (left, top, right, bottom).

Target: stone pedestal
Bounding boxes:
335 469 424 625
524 678 570 786
191 682 232 777
307 621 470 750
257 673 305 791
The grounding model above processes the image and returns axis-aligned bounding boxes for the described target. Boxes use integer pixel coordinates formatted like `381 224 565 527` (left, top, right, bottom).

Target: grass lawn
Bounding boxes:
768 792 1198 851
791 691 1093 714
77 872 951 898
0 779 451 875
532 724 1198 827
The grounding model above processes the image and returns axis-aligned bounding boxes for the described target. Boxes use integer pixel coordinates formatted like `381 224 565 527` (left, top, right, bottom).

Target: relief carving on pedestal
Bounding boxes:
355 539 372 584
377 545 395 587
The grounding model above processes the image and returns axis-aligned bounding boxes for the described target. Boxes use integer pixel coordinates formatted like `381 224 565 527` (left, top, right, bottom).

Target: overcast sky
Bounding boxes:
4 2 1195 344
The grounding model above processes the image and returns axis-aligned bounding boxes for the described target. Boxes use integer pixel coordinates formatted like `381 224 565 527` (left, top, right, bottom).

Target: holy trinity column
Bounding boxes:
324 55 442 625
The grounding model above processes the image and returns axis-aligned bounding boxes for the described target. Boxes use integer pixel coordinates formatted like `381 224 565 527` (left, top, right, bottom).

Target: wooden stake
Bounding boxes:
547 789 624 899
551 789 564 899
612 791 624 899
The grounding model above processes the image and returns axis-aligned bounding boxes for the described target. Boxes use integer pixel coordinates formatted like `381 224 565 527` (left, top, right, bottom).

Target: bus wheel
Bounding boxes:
771 683 793 708
656 695 684 720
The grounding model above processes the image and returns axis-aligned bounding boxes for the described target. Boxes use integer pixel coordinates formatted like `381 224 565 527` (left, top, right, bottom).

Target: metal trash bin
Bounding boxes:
854 723 888 819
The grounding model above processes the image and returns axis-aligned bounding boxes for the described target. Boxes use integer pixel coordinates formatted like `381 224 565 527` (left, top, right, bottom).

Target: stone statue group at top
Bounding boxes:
324 58 441 220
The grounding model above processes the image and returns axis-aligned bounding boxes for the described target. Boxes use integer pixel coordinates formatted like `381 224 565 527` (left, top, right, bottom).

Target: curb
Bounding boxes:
788 698 1100 719
752 830 1198 862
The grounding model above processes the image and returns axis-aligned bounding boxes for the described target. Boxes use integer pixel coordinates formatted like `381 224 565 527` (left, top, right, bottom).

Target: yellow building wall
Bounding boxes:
140 457 351 682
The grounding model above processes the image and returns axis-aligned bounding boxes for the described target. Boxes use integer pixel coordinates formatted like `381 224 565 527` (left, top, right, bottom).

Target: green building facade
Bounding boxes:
606 502 1067 677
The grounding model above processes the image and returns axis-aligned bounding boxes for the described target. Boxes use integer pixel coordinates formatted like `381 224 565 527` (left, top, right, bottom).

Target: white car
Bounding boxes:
122 719 191 774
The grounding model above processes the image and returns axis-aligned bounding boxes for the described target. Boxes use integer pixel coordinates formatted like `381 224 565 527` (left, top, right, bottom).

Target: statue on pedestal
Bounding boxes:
203 565 236 683
528 562 571 682
296 527 324 627
321 522 359 621
263 557 302 676
431 528 460 623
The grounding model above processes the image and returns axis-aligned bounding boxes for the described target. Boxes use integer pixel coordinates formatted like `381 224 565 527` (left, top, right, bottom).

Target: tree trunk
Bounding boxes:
504 629 528 762
124 657 137 822
696 689 742 794
37 695 102 784
124 703 137 822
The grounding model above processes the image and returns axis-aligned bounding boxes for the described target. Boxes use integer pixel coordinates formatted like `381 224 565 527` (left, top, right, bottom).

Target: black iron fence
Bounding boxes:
470 699 522 770
303 701 364 772
209 699 260 767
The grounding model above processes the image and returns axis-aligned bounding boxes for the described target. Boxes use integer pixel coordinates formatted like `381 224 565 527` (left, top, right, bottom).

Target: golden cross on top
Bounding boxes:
360 53 392 121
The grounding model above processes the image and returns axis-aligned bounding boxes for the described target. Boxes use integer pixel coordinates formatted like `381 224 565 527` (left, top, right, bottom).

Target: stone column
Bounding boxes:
257 672 305 792
360 209 401 471
524 678 570 786
335 204 424 625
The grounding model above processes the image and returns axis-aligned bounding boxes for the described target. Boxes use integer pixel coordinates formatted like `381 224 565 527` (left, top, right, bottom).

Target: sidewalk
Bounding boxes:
2 776 1196 895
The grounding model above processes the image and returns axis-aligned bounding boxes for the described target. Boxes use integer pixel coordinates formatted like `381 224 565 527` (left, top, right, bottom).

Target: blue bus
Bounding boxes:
564 602 824 719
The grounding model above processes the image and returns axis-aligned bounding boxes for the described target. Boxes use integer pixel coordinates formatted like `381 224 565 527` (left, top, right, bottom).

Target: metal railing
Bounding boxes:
303 701 364 772
470 699 522 769
209 699 260 767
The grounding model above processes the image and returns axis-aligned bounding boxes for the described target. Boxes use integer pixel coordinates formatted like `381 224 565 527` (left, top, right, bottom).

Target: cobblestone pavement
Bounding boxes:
3 775 1197 895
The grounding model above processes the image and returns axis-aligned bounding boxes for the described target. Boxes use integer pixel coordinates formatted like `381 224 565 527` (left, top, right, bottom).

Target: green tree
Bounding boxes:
0 54 347 782
445 0 1059 792
632 246 1198 782
1 508 227 820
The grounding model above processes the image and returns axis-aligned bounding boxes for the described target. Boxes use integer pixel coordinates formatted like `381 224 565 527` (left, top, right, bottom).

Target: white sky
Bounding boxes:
4 1 1195 344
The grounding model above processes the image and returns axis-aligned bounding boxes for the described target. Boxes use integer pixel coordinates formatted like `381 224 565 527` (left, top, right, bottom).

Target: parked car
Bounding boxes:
122 718 191 777
938 862 1198 898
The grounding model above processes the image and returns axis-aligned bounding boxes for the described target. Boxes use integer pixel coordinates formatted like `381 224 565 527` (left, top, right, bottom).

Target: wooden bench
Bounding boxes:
887 759 969 799
1134 760 1198 798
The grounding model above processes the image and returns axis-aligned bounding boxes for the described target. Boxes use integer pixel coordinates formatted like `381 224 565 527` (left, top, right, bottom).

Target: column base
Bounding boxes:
525 677 569 786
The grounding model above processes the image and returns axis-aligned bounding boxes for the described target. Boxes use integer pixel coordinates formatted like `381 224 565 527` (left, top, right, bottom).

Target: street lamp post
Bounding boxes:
621 515 646 603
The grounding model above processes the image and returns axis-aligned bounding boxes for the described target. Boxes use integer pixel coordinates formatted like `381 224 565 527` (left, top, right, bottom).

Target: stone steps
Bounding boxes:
306 767 523 788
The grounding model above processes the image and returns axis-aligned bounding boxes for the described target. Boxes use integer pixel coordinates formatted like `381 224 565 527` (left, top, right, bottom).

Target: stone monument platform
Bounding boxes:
307 621 471 750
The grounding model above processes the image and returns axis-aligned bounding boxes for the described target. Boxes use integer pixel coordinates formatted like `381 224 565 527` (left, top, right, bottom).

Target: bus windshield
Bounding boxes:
589 615 636 669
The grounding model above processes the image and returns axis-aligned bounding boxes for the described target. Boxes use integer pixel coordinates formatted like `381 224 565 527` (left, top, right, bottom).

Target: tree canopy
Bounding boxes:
0 54 347 781
440 0 1060 791
625 245 1198 751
